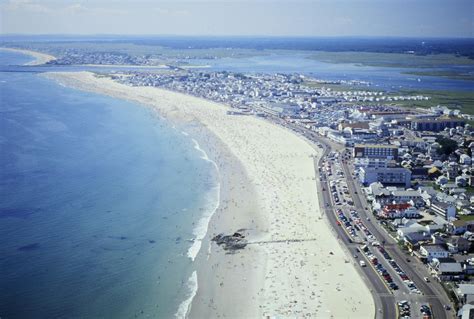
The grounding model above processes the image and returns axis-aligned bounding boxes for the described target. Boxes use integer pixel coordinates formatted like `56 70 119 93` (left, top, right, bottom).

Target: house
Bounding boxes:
390 190 425 207
431 233 447 245
378 203 420 219
441 182 458 193
447 220 474 235
456 175 469 187
450 188 467 196
368 182 391 197
432 216 449 227
397 222 426 239
460 154 472 166
446 236 471 253
456 284 474 305
435 192 456 205
436 175 449 186
429 259 464 281
404 232 431 251
427 166 442 179
420 244 449 261
462 260 474 275
425 223 445 234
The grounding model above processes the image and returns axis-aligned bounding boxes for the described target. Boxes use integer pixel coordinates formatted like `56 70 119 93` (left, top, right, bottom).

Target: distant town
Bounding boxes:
109 68 474 318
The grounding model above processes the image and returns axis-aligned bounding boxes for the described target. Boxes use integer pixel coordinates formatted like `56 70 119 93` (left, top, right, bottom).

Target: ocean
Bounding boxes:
0 51 219 318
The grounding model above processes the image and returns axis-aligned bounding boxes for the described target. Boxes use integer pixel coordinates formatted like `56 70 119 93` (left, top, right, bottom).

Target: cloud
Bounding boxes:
1 0 52 13
153 7 190 16
1 0 128 16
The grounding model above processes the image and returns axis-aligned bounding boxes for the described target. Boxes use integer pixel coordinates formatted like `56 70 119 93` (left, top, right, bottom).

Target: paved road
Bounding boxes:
313 137 396 319
339 157 452 319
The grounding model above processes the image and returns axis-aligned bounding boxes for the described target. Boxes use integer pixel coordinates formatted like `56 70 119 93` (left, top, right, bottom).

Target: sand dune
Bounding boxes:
45 71 375 318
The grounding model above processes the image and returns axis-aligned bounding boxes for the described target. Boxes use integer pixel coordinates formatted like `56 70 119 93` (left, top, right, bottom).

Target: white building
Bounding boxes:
431 202 456 220
354 158 389 170
420 244 449 261
359 167 411 188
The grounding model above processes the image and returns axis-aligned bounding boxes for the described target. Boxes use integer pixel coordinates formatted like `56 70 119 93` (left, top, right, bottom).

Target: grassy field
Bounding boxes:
402 70 474 82
307 51 474 82
307 51 474 68
459 215 474 222
303 79 474 116
395 89 474 115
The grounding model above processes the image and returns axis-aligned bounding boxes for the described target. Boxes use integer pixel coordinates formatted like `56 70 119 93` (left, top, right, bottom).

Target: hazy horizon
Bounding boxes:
1 0 472 38
1 34 474 39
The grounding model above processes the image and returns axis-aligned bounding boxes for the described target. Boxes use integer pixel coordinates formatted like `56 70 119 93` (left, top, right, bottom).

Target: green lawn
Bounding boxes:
458 215 474 221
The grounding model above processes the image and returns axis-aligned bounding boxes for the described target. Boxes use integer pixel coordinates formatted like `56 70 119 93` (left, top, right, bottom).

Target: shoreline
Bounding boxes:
43 70 375 318
0 47 56 65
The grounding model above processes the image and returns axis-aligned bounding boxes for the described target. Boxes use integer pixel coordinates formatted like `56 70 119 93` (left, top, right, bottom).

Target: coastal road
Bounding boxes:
312 137 396 319
339 151 452 319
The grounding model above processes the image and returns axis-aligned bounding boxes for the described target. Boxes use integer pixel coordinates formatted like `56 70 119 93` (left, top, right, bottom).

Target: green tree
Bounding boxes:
436 137 458 156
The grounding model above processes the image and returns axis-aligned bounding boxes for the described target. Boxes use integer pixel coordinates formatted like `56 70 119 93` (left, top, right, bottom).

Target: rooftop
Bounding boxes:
354 143 398 149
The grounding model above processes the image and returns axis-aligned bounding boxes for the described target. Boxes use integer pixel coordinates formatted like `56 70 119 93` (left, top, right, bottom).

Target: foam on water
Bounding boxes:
177 138 220 318
174 271 198 319
186 138 220 262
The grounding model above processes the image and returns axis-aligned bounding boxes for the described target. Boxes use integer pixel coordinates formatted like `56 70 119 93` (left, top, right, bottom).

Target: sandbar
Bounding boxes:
0 47 56 65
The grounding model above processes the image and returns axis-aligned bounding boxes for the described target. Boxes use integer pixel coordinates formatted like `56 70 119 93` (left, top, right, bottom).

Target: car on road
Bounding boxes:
424 276 430 282
389 282 399 290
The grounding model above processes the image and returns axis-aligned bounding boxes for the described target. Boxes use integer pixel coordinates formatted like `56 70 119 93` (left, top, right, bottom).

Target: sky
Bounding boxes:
0 0 472 37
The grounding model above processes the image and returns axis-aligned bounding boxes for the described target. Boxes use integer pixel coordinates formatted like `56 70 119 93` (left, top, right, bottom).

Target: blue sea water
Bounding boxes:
0 51 217 318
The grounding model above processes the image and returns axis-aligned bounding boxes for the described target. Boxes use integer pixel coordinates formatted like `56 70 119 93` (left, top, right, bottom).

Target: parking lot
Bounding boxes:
323 153 436 319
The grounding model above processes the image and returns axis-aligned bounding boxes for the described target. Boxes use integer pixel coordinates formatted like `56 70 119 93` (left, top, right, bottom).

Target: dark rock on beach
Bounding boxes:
212 232 247 251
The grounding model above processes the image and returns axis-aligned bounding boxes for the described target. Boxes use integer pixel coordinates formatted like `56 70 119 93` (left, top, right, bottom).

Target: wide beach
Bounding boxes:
45 70 375 318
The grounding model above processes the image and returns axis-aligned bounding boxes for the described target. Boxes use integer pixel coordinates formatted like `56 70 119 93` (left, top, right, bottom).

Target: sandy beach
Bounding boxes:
0 48 56 65
45 71 375 318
